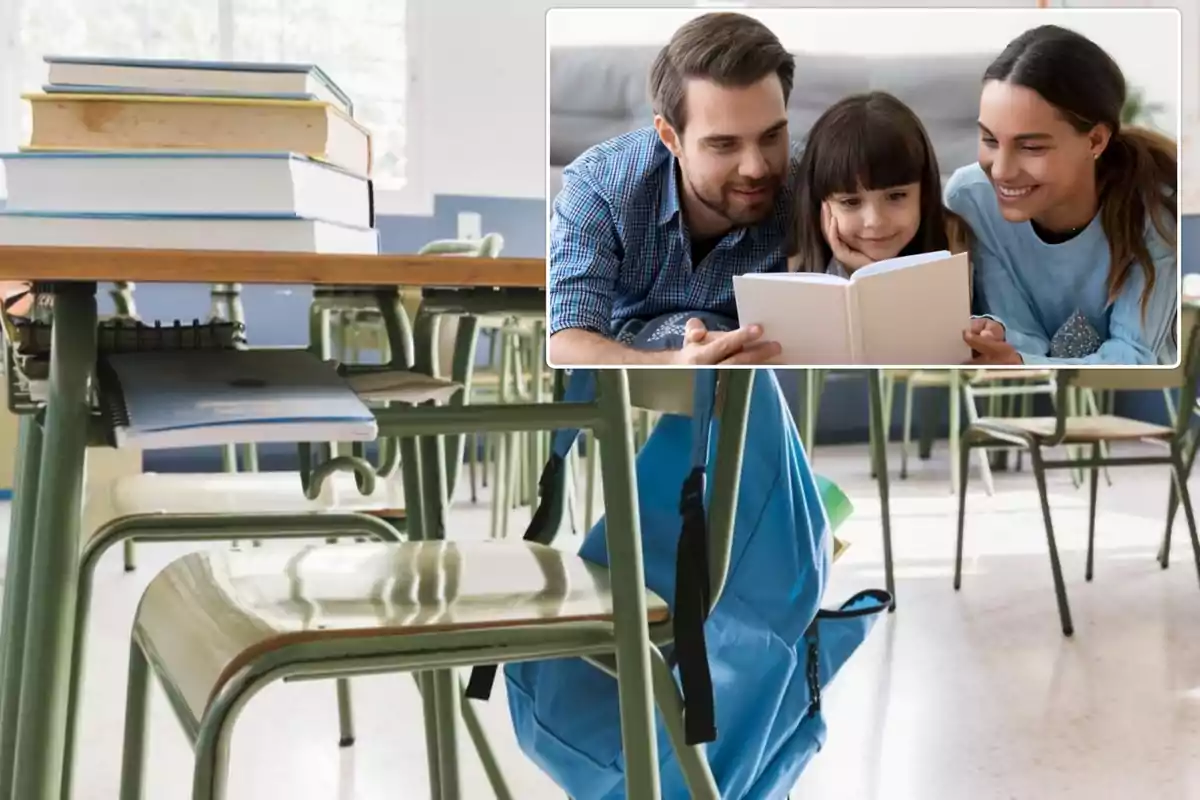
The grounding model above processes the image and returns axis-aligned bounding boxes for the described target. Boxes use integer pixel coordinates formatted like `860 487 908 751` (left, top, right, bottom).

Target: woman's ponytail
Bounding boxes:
1097 125 1177 318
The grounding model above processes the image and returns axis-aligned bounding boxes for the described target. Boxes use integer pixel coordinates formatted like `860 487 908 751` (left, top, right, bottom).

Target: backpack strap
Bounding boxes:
522 369 596 545
464 369 596 701
674 369 718 744
465 367 722 748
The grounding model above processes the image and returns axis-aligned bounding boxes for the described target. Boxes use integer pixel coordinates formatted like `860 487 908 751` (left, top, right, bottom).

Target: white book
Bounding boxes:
733 251 972 366
0 211 380 254
101 349 378 449
0 152 371 228
44 56 352 114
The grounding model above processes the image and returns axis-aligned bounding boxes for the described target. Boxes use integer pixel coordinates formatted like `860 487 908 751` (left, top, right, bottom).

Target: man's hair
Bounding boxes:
649 12 794 133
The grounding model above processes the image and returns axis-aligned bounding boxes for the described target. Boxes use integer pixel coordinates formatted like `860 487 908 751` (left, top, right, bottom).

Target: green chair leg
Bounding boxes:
948 371 961 495
489 433 508 539
867 371 896 611
648 647 720 799
336 678 355 747
1167 445 1200 589
1086 442 1100 582
118 641 150 800
900 378 915 479
451 677 515 800
419 671 444 799
1028 446 1074 636
953 435 973 591
584 431 599 532
122 538 138 572
468 432 479 504
1160 431 1198 568
594 369 662 799
432 668 462 800
14 287 97 800
0 415 45 799
801 369 820 456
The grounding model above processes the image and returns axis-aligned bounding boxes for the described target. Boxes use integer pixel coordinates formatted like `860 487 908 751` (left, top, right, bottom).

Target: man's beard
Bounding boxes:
687 173 781 227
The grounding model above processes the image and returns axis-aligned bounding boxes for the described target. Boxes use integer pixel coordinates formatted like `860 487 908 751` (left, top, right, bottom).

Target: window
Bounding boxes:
0 0 409 191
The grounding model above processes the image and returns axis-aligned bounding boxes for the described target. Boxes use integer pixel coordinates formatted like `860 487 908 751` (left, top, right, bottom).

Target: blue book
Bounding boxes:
99 349 378 449
43 55 353 114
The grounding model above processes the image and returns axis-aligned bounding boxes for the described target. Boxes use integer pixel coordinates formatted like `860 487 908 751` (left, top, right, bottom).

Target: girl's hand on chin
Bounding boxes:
821 202 874 270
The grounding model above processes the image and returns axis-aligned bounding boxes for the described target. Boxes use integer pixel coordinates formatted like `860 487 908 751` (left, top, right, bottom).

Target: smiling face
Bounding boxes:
655 74 790 236
826 182 922 262
977 80 1111 230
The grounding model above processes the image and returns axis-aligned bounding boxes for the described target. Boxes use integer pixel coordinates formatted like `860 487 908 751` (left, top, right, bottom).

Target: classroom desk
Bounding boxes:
0 246 560 800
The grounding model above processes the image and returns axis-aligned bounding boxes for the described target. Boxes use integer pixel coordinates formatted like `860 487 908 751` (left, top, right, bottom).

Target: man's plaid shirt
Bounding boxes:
548 126 798 337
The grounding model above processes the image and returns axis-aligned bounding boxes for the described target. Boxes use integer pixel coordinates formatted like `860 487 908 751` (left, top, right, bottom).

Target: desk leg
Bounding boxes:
411 306 462 800
867 370 896 612
0 415 44 797
13 285 98 800
442 316 480 503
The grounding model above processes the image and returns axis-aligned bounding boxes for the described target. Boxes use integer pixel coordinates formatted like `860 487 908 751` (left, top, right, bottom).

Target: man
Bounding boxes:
548 12 795 366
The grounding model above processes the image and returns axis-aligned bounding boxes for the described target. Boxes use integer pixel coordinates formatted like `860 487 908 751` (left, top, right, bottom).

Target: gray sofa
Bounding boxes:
549 46 995 199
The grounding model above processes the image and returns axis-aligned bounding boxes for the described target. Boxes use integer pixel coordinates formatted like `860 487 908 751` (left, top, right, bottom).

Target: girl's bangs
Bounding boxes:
811 118 927 196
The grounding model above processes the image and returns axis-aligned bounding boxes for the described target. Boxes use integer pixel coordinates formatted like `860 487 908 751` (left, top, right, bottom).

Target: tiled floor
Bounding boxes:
4 440 1200 799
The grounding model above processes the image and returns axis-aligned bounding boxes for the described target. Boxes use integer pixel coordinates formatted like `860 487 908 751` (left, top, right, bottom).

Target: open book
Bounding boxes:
733 251 971 365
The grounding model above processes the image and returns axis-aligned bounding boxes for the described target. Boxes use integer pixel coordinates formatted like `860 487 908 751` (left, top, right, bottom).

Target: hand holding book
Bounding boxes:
964 318 1022 365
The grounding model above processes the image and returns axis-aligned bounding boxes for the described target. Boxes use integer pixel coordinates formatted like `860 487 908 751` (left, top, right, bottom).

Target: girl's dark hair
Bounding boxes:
985 24 1176 316
789 92 954 271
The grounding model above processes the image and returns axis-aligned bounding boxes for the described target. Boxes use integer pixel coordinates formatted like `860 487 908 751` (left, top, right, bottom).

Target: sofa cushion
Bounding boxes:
549 46 993 185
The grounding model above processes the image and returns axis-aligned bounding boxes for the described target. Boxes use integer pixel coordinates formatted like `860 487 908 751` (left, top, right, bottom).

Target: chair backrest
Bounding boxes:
416 233 505 258
416 234 507 374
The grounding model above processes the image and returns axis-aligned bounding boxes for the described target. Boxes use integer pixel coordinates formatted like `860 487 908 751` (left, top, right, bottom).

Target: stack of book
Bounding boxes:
0 56 378 254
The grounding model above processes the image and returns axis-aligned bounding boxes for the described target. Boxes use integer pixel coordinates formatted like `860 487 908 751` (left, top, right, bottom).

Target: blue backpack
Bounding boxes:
469 369 890 799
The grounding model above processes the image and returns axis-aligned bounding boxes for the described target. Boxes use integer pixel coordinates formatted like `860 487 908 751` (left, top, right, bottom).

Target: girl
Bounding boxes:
947 24 1177 366
789 91 973 276
787 91 1001 349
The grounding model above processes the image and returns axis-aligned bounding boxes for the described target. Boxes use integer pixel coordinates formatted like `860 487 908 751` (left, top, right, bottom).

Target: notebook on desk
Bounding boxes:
99 348 378 449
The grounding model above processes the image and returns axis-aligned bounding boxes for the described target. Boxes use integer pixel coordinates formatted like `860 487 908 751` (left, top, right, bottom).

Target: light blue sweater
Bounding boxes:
945 163 1178 366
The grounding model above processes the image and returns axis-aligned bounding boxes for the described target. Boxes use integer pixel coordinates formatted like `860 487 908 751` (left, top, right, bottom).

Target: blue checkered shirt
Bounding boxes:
549 127 797 337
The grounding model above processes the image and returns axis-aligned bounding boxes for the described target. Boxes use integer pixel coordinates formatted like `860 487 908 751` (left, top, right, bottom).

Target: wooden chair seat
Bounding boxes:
134 541 669 726
973 414 1172 443
968 369 1054 384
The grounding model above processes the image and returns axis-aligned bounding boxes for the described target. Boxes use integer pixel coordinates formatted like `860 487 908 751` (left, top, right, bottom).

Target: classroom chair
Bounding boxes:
954 307 1200 637
117 369 755 800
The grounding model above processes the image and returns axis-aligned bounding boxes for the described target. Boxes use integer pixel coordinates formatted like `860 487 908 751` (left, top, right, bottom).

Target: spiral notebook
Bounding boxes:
98 349 378 449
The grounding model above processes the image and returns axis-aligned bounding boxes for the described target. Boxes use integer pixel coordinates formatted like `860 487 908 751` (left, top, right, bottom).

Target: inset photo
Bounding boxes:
545 7 1181 368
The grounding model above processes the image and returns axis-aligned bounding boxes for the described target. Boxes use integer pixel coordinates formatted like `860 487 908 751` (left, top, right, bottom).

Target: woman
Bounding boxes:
948 24 1178 366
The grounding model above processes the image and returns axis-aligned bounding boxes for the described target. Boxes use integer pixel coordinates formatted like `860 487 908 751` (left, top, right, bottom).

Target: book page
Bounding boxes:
733 275 853 365
850 251 971 365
